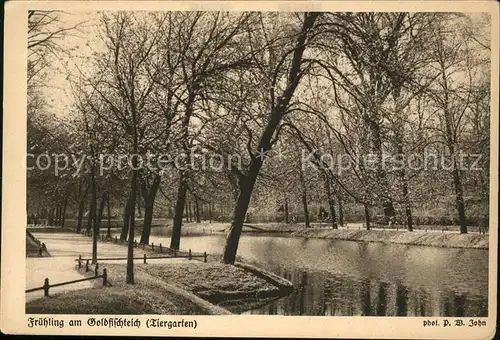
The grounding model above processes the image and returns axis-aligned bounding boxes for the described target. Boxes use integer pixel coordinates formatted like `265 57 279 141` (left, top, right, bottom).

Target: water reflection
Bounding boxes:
242 267 487 317
115 229 488 316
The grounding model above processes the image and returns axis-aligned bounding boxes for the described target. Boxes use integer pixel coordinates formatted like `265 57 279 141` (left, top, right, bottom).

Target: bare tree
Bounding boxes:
219 12 320 264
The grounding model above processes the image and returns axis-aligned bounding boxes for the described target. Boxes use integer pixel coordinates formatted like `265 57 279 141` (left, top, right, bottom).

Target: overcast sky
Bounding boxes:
38 11 491 120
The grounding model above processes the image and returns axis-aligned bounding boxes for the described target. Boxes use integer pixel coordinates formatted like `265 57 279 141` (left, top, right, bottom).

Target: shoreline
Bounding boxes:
26 231 294 315
28 222 490 250
290 228 489 249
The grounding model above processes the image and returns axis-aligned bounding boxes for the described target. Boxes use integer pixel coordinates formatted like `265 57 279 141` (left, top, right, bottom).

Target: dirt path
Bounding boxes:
26 232 187 302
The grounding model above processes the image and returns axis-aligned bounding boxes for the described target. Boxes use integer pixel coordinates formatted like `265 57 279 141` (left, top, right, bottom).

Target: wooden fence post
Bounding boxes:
134 239 137 248
159 243 162 253
78 255 82 269
102 268 107 286
85 260 89 272
188 249 192 260
151 242 154 251
204 252 207 263
143 253 147 264
95 262 99 277
43 278 49 297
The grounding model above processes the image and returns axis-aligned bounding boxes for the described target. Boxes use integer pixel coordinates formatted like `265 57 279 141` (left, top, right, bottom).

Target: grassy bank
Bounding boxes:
26 285 212 314
105 261 291 313
291 229 489 249
26 259 293 314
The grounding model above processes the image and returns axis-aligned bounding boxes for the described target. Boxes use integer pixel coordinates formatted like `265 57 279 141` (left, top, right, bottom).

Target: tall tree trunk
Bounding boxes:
127 100 140 284
402 178 413 231
301 191 310 228
90 168 98 264
120 195 131 241
453 166 467 233
222 174 258 264
221 12 319 264
106 193 111 238
76 185 88 233
298 163 310 228
140 174 161 245
96 192 107 234
86 198 93 234
53 206 57 225
171 87 195 248
61 197 68 228
337 193 344 227
170 179 187 250
284 197 289 224
188 200 193 222
136 198 142 218
127 168 137 284
446 140 467 233
324 176 338 229
446 138 466 233
367 116 394 218
394 142 413 231
208 203 212 223
140 199 155 244
391 84 413 232
55 205 61 226
48 207 54 226
57 204 63 225
440 60 467 234
364 204 371 230
195 196 201 223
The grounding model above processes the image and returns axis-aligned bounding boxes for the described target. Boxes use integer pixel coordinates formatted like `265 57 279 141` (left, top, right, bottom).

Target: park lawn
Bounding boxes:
103 261 285 312
26 260 289 315
25 284 206 314
26 261 232 315
138 261 277 295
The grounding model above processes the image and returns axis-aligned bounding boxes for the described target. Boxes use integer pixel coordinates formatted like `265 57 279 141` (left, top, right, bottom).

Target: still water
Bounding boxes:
127 229 488 316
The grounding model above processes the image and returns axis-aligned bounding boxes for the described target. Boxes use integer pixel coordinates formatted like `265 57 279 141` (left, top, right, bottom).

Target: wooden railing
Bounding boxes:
75 248 207 266
25 267 108 297
28 231 48 257
77 230 208 263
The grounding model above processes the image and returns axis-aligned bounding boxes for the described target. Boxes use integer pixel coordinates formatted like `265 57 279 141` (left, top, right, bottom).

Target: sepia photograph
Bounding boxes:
1 1 498 338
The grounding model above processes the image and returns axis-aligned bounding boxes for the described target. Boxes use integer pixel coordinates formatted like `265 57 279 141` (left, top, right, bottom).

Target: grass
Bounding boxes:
26 261 230 315
103 261 287 313
139 262 276 294
291 228 489 249
26 259 291 315
26 285 206 314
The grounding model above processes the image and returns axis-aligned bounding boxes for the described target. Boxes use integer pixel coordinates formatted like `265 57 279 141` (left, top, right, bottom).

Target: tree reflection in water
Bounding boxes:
243 267 487 317
135 233 488 317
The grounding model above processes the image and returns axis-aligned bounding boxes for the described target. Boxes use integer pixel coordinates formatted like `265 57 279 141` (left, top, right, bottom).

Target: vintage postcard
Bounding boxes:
1 0 498 338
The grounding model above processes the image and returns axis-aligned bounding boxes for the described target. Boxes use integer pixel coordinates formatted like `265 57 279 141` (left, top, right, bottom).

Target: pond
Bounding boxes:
117 228 489 316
